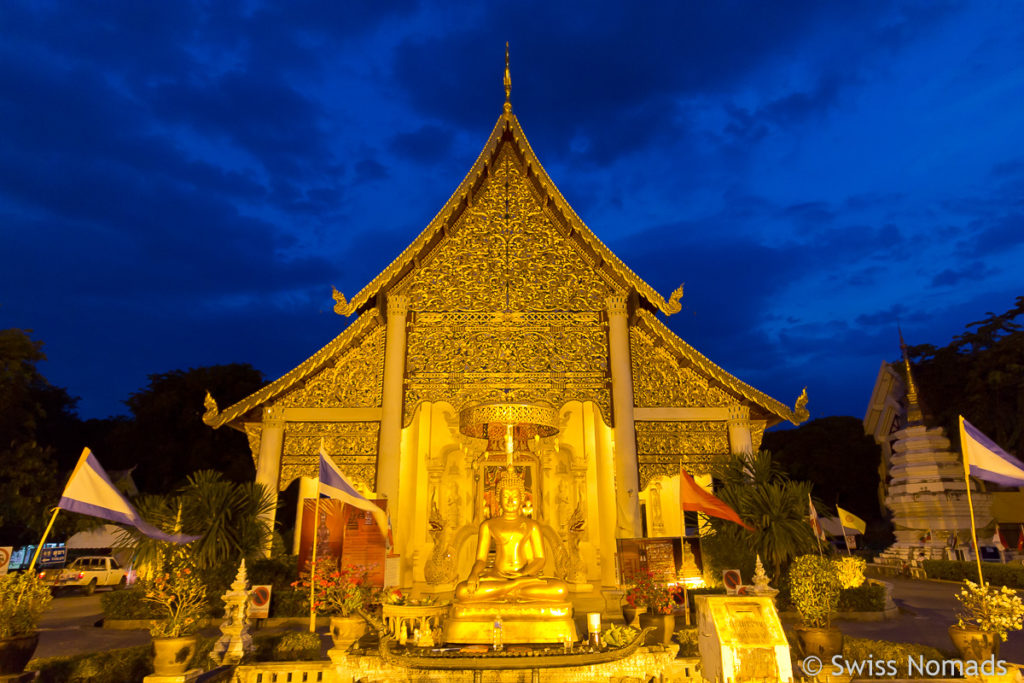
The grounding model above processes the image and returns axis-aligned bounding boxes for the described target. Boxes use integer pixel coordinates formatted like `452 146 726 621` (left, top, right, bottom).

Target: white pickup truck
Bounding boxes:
40 555 128 594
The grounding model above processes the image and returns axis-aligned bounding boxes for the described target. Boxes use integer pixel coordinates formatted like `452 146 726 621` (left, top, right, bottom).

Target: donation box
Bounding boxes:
695 595 793 683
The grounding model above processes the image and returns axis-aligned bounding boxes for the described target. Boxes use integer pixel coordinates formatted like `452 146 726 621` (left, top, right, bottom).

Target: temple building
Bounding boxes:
203 66 809 591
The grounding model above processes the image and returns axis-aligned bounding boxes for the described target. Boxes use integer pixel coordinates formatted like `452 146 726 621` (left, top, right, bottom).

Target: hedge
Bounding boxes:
99 586 158 620
28 631 324 682
837 582 887 612
922 560 1024 588
841 637 949 678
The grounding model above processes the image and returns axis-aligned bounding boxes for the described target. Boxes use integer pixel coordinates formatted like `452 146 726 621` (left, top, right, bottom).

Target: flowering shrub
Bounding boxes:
141 545 207 638
955 580 1024 641
833 556 866 589
624 570 678 615
0 572 53 638
293 561 370 617
789 554 840 629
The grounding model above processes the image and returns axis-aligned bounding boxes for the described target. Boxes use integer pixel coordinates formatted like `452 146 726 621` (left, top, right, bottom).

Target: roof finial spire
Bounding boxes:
503 41 512 114
898 326 925 426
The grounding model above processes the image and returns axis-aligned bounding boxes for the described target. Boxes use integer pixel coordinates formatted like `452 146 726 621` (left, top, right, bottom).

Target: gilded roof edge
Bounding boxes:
635 309 809 426
338 110 679 316
203 310 382 429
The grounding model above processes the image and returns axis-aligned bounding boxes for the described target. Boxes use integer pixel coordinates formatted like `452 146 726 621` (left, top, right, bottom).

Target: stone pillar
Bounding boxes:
606 294 642 538
377 294 410 508
292 476 318 555
255 407 284 556
727 405 753 456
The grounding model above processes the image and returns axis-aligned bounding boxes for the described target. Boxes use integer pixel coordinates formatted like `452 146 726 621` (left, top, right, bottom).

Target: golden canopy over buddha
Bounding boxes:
454 468 568 603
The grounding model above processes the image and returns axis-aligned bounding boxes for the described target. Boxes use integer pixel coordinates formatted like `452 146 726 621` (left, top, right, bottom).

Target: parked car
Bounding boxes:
39 555 127 595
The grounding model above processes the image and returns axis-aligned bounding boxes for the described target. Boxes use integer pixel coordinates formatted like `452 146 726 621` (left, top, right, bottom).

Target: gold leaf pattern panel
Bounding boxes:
280 459 376 493
282 421 379 457
630 328 736 408
275 325 385 408
404 312 611 424
404 144 614 312
636 421 731 487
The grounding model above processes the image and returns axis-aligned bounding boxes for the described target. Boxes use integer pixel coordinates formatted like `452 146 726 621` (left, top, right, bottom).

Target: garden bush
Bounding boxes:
269 587 310 617
922 560 1024 588
254 630 325 661
249 555 300 591
29 644 153 682
841 637 948 677
99 585 157 620
838 582 887 612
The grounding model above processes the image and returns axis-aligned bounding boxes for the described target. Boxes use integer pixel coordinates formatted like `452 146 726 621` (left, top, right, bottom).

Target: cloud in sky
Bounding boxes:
1 0 1022 422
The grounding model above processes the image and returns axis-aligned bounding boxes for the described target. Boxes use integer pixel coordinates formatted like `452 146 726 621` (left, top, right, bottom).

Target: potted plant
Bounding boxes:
789 554 842 659
624 570 677 645
0 572 52 676
294 561 371 650
141 545 208 676
949 580 1024 660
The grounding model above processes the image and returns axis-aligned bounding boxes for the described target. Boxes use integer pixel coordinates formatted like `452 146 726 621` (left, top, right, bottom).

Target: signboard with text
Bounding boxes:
616 536 701 584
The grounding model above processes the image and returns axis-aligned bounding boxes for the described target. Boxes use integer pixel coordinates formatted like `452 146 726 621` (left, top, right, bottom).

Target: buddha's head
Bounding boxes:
496 468 526 516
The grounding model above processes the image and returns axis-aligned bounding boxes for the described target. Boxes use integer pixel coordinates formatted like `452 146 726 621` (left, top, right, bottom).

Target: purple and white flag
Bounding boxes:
959 416 1024 487
60 448 198 543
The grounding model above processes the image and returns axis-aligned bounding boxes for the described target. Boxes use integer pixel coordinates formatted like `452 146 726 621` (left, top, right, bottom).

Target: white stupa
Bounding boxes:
875 337 991 563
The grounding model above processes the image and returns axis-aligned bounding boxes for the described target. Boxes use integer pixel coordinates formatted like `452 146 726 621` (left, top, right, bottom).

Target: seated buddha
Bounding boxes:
454 469 568 602
446 469 574 644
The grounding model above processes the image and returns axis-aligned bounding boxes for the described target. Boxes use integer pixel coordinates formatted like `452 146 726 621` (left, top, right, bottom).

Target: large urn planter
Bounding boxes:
330 616 368 650
621 605 645 628
637 612 675 646
152 635 198 676
0 632 39 676
948 625 999 661
793 626 843 659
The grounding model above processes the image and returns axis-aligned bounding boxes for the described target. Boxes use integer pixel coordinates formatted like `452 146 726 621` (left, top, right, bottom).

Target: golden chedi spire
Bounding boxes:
504 41 512 114
898 327 925 426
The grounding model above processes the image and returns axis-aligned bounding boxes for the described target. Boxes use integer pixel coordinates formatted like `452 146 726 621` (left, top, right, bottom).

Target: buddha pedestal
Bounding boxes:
444 600 577 645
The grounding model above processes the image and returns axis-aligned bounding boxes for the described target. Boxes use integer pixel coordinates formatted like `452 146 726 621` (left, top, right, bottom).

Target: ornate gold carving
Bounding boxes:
244 423 262 467
794 387 810 423
425 501 457 585
750 420 767 453
635 421 729 455
205 311 381 428
460 403 559 437
203 391 219 424
632 309 808 425
638 458 722 490
276 325 385 409
405 310 611 424
404 146 615 312
630 328 736 408
283 421 379 456
332 286 352 316
279 458 376 492
664 284 684 316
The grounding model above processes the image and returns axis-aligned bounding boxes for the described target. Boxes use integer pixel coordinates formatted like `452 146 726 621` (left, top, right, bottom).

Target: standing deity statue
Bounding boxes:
556 480 570 534
447 482 462 530
650 482 665 536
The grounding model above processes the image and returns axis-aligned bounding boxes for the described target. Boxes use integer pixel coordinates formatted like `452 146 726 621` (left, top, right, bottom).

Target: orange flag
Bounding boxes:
679 466 754 531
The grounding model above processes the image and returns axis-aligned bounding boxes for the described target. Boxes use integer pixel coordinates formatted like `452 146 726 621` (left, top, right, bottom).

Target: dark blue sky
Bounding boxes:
2 2 1022 421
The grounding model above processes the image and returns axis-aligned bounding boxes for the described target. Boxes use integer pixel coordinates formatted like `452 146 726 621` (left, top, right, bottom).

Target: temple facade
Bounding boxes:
203 83 808 590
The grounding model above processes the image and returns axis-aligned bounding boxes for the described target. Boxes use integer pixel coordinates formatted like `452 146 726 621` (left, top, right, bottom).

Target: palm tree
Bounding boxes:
115 471 275 573
703 451 818 582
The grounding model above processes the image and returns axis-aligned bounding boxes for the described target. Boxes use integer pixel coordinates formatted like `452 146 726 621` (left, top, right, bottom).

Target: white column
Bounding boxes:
727 405 753 456
606 294 643 538
591 404 619 587
255 407 284 556
292 476 318 555
377 294 409 506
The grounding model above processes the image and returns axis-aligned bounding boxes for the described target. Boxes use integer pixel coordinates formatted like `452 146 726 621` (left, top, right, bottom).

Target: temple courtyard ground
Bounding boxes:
34 576 1023 662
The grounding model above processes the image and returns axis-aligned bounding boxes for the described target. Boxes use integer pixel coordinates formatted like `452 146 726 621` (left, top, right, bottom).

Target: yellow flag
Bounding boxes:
836 505 866 534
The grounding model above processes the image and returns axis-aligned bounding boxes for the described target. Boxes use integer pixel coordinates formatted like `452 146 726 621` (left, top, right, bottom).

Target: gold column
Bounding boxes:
606 294 643 538
255 407 284 556
591 404 619 587
378 294 410 511
727 405 753 456
292 476 318 555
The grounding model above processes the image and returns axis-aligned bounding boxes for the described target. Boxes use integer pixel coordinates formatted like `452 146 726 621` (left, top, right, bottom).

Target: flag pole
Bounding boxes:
308 487 321 633
28 447 95 572
958 416 985 587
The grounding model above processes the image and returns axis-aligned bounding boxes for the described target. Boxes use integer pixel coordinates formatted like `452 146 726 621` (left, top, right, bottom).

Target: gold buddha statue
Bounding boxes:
454 469 568 603
445 468 576 644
